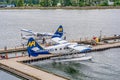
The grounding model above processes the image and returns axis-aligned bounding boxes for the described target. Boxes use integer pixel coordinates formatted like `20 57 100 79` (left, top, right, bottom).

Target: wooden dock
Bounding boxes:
74 36 120 44
0 36 119 54
0 54 69 80
0 46 26 54
92 42 120 51
102 36 120 40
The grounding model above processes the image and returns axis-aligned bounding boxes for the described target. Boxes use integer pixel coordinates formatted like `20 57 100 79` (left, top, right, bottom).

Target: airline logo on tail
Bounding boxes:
58 28 63 32
52 25 63 38
27 37 50 57
27 41 35 47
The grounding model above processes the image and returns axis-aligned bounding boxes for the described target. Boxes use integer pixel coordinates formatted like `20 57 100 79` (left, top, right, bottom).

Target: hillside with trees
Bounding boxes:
0 0 120 7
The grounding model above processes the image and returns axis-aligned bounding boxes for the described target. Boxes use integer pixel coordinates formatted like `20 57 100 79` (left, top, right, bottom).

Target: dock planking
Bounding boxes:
92 42 120 51
0 55 69 80
0 46 26 54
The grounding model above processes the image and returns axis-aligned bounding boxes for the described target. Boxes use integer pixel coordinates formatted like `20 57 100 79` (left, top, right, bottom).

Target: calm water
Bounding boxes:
0 9 120 48
0 9 120 80
32 48 120 80
0 70 21 80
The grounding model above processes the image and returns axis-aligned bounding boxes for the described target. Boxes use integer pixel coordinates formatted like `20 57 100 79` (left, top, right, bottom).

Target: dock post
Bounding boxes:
22 52 23 57
5 53 8 59
15 53 18 58
80 38 81 42
4 46 7 51
22 44 24 48
22 52 25 57
0 54 1 59
99 30 102 41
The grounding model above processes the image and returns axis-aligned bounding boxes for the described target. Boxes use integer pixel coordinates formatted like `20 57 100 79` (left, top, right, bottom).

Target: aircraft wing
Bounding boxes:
67 44 91 52
52 37 68 44
39 32 54 36
21 29 34 34
52 37 91 52
21 29 54 36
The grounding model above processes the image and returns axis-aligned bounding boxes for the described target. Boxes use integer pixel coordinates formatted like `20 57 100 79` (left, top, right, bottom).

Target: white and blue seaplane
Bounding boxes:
21 25 64 40
27 36 92 62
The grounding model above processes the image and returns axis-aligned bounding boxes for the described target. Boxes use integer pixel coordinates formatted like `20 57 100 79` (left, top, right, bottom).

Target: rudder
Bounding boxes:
27 37 44 57
52 25 63 38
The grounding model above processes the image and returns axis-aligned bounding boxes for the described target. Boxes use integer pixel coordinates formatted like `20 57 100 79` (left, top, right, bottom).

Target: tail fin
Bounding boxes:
27 37 44 57
52 25 63 38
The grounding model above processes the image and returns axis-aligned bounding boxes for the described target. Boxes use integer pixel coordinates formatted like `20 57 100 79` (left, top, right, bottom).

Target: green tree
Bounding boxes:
100 0 108 6
11 0 16 4
0 1 7 4
14 0 18 6
114 0 120 6
79 0 85 6
28 0 33 6
52 0 58 6
17 0 24 7
6 0 10 4
32 0 39 4
40 0 49 7
64 0 71 6
71 0 77 6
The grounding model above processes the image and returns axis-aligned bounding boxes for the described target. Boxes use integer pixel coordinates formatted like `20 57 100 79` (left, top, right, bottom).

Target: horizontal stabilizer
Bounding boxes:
21 29 33 34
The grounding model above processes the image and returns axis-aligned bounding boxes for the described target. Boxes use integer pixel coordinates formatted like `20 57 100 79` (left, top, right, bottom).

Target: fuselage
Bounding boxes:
45 43 72 54
44 43 90 54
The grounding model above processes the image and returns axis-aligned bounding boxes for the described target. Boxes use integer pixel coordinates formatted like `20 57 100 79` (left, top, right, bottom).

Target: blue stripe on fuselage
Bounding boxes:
28 49 50 57
80 48 91 53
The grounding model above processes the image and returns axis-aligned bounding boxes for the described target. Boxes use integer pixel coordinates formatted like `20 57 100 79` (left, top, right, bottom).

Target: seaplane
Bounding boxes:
27 35 92 62
21 25 64 40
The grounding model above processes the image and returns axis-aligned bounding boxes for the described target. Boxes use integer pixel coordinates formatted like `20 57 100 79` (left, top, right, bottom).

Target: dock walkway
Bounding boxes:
92 42 120 51
0 55 68 80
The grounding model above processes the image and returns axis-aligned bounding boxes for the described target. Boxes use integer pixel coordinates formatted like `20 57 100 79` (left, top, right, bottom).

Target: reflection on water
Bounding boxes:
33 62 86 80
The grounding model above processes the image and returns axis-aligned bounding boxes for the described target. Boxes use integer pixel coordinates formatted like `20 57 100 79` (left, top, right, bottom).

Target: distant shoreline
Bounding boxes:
0 6 120 10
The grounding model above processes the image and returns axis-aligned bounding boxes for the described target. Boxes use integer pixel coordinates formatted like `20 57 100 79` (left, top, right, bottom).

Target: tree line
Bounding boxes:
0 0 120 7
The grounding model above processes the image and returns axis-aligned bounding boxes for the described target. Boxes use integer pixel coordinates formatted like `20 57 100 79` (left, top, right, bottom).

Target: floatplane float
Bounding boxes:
50 54 92 62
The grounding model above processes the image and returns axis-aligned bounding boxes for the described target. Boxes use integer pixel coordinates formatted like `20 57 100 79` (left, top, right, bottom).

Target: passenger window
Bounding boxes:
66 47 69 49
60 48 62 50
55 49 57 51
49 49 54 51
